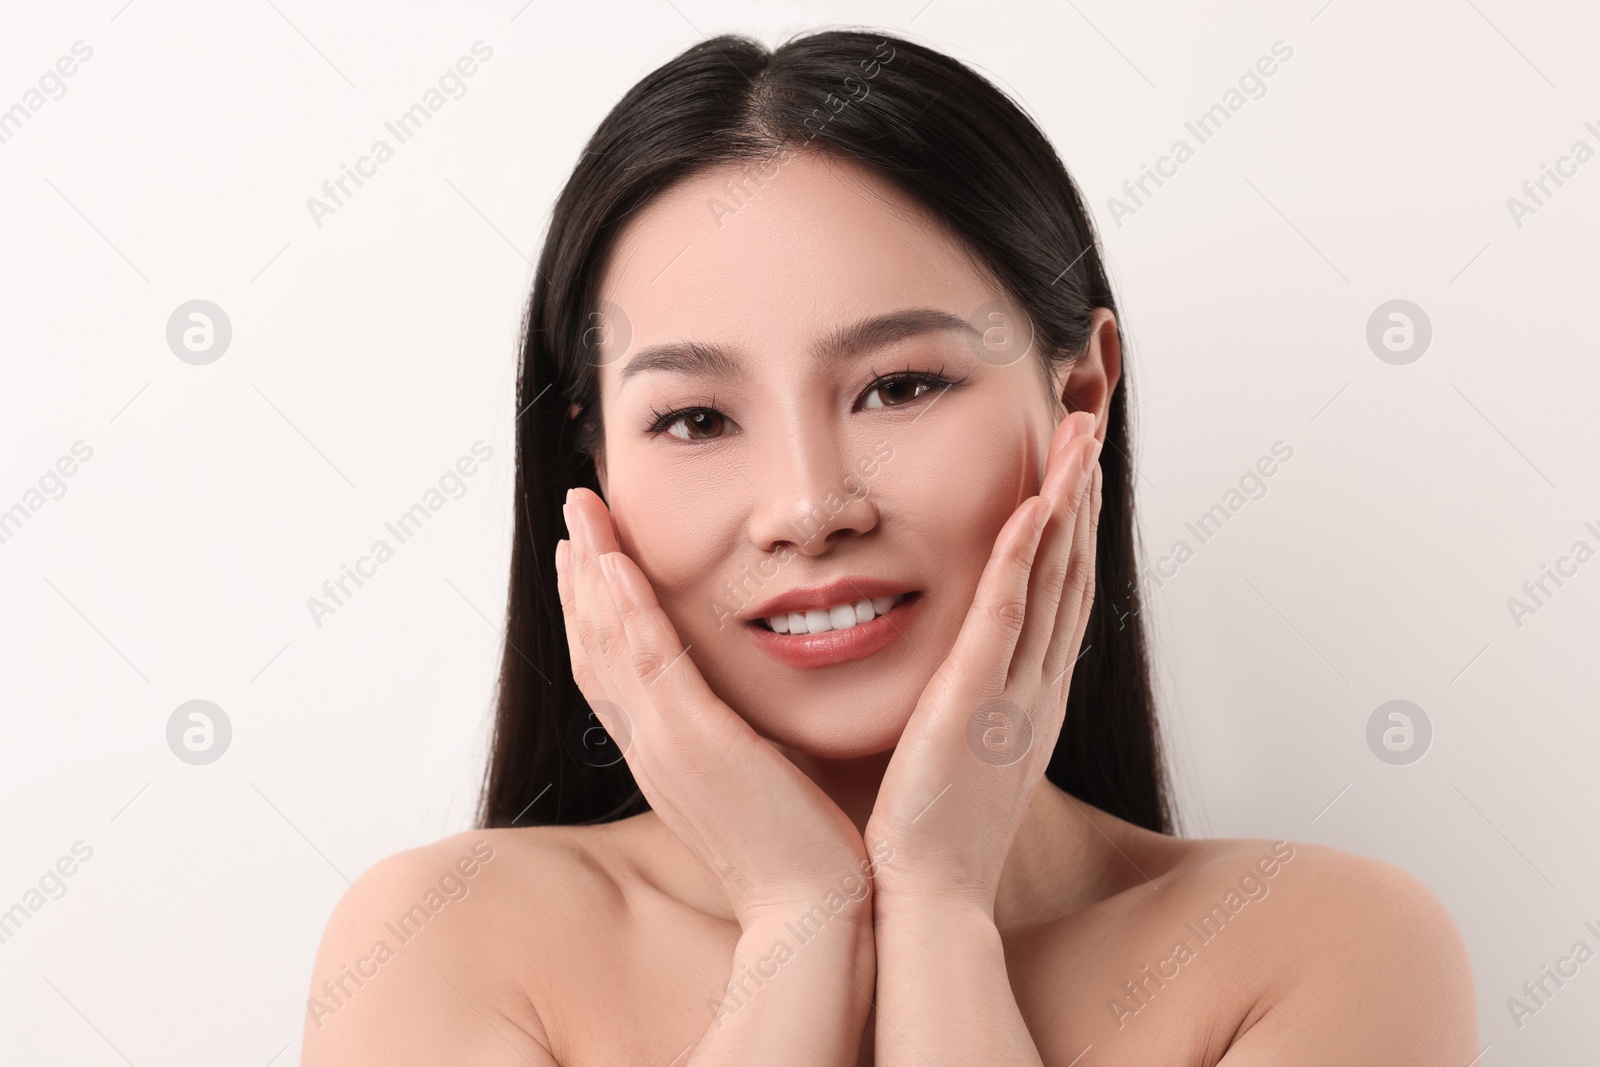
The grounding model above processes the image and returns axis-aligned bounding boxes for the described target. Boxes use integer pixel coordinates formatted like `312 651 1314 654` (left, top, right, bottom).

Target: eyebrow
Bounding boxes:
615 307 981 387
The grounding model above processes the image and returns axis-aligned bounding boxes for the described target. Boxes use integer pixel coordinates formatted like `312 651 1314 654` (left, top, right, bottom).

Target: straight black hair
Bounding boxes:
478 28 1176 835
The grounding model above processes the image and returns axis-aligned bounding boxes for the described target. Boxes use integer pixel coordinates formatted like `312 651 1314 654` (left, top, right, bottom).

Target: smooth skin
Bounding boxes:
302 150 1477 1065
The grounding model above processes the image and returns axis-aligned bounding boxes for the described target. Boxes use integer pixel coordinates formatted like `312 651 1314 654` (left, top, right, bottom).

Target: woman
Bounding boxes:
303 28 1477 1065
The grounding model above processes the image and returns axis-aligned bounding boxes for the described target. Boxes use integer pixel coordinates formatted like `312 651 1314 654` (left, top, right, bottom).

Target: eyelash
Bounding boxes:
645 364 968 440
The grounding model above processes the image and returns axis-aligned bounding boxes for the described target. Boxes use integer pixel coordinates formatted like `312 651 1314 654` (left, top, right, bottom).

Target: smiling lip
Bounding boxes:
742 577 919 622
746 590 925 669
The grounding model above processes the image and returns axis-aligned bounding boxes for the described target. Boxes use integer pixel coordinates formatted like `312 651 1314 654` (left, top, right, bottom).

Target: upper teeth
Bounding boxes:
765 594 907 635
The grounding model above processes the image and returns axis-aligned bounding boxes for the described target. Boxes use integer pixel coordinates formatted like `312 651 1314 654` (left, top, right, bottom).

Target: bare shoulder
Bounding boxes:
300 825 626 1066
1144 836 1478 1064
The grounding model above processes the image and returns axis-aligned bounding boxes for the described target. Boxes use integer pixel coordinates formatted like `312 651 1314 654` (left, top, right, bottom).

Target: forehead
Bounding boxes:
594 150 1002 377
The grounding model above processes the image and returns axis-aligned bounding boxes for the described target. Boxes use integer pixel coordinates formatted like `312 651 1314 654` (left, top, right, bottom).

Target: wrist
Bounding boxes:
873 899 1005 975
739 891 875 950
738 899 877 983
873 894 997 930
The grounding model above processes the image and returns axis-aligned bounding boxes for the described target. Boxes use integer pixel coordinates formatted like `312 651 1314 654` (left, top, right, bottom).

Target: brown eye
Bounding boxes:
663 409 727 440
862 373 941 410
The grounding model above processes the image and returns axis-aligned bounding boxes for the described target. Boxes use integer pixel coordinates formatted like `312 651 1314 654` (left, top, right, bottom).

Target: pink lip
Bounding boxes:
746 591 925 669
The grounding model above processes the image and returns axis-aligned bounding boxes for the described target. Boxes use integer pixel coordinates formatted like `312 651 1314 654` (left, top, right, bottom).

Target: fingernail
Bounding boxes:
565 487 577 505
1081 438 1102 473
1032 495 1052 533
598 552 615 582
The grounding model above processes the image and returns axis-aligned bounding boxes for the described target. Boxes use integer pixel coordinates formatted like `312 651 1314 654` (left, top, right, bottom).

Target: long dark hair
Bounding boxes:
478 28 1176 835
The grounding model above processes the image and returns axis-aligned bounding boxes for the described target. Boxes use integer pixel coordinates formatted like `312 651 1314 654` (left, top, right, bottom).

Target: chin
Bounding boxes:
741 702 911 762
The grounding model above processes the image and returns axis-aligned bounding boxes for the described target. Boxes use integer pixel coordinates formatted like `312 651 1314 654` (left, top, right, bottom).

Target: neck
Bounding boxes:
775 744 893 836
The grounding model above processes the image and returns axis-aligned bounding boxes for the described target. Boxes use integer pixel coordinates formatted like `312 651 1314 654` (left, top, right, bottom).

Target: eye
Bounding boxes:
645 365 967 442
860 367 963 410
647 405 730 441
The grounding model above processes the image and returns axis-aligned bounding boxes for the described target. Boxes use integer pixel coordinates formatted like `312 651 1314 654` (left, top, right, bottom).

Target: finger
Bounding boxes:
1042 453 1103 695
563 500 638 744
565 488 640 717
566 492 696 731
567 487 620 553
560 529 660 787
568 495 755 781
931 491 1052 706
600 548 747 761
1046 407 1093 466
562 495 853 919
553 539 604 701
1010 420 1098 686
588 539 811 912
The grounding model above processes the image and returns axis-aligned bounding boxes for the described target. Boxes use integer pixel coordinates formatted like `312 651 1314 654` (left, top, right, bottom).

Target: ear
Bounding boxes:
1057 308 1121 444
570 400 609 499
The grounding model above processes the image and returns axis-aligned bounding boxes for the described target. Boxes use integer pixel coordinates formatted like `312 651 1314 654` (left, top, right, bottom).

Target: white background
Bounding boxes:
2 0 1597 1063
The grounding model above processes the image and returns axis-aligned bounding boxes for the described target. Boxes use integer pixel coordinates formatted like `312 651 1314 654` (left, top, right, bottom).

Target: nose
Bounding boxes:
746 421 880 557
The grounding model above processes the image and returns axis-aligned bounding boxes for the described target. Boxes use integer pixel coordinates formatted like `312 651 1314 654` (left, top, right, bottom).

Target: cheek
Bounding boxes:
609 463 745 632
880 409 1043 627
907 439 1027 575
897 400 1041 536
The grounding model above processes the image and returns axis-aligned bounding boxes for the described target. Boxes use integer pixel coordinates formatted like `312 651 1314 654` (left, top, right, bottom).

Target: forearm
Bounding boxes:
687 902 875 1067
872 902 1042 1067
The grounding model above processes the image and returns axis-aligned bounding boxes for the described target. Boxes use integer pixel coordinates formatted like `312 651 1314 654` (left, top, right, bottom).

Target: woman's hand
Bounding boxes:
556 488 873 930
862 410 1103 915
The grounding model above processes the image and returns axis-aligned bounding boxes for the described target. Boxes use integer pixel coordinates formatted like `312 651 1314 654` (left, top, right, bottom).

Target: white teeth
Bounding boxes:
765 593 908 635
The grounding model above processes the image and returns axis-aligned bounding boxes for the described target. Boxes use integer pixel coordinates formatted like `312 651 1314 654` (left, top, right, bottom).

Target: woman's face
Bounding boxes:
591 149 1115 760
